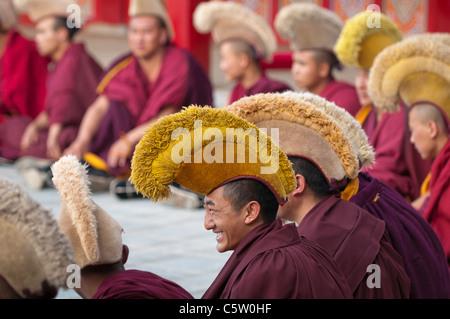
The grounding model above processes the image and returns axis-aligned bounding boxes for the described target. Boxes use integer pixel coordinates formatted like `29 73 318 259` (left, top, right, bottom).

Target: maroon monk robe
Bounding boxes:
297 195 411 298
228 75 291 105
0 29 49 145
202 219 353 299
319 78 361 117
347 172 450 298
361 103 431 201
0 43 102 160
421 139 450 269
92 269 194 299
90 44 213 176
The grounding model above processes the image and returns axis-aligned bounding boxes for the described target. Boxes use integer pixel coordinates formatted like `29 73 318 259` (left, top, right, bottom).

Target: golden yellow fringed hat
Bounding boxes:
193 1 277 62
130 106 296 205
368 34 450 115
224 92 359 191
274 2 343 52
129 0 175 40
334 10 403 69
0 176 75 298
52 156 124 269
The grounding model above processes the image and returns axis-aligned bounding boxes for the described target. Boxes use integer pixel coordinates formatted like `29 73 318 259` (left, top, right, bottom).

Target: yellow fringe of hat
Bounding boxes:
368 34 450 115
274 2 343 51
0 176 75 298
130 106 296 205
193 1 277 62
334 10 403 69
281 91 375 169
225 93 359 187
129 0 175 40
52 155 124 269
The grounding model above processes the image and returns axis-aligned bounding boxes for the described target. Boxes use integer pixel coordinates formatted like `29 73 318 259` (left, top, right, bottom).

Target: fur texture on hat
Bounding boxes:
129 0 175 40
368 34 450 114
0 176 75 298
193 1 277 62
225 92 359 189
24 0 76 22
0 0 18 30
52 155 124 269
334 10 402 69
274 2 343 51
130 105 296 205
281 91 375 169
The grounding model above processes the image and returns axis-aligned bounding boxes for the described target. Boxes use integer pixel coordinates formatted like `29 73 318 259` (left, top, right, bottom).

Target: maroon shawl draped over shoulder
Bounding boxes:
0 43 102 160
297 195 411 298
228 76 291 105
202 219 353 299
319 78 361 117
422 140 450 270
349 172 450 298
92 269 194 299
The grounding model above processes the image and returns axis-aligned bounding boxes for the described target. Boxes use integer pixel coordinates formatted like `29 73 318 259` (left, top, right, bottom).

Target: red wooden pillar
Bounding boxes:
165 0 210 72
428 0 450 33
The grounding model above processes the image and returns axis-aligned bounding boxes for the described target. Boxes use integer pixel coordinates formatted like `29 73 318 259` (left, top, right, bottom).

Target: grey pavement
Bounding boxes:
0 162 232 299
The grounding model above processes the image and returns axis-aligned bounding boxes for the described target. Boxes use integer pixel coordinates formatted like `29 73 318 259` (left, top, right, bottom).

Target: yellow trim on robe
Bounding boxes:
420 172 431 196
96 56 134 94
355 105 373 126
341 177 360 201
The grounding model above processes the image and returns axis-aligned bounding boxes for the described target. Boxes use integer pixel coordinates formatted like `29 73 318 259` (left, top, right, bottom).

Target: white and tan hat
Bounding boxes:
225 92 359 191
193 1 277 62
20 0 77 23
129 0 175 40
52 156 124 269
368 33 450 115
274 2 344 52
0 176 75 298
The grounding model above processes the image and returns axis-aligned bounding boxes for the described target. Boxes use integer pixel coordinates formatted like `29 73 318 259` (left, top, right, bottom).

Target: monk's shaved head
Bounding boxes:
410 102 448 134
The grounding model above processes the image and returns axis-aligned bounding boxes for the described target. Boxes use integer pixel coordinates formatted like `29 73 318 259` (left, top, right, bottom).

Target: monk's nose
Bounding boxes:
204 210 214 230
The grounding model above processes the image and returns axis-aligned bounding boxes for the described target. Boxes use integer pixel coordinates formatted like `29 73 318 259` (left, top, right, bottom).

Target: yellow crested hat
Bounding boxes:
193 1 277 62
129 0 175 40
334 10 403 69
130 106 296 205
0 176 75 298
225 92 359 191
52 156 124 269
274 2 343 52
368 33 450 115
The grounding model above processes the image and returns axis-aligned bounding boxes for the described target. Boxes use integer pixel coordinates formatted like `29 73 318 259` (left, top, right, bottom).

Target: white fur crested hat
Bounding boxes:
20 0 77 22
368 33 450 114
225 92 360 191
51 156 124 269
274 2 343 52
0 176 75 298
129 0 175 40
193 1 277 62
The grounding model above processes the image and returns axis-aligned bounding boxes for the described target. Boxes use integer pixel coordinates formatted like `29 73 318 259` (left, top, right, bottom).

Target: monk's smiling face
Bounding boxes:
203 186 251 253
128 15 168 60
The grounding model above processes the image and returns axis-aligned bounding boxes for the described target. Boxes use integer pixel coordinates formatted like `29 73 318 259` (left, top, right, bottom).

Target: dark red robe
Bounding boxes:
92 269 194 299
0 43 102 160
349 172 450 298
228 75 291 105
421 139 450 269
89 44 213 176
202 219 353 299
360 103 431 201
297 195 411 298
319 78 361 117
0 30 49 145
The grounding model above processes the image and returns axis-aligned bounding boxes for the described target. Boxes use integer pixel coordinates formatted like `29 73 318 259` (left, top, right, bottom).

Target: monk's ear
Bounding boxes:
159 28 169 46
291 174 307 196
318 61 331 79
243 201 261 225
427 120 440 139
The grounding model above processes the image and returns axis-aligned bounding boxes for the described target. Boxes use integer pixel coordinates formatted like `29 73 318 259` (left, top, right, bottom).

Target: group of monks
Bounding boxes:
0 0 450 300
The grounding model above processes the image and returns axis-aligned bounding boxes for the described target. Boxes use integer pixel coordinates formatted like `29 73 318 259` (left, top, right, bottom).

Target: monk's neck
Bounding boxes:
51 41 71 62
239 66 263 90
294 195 323 225
137 47 166 83
433 134 449 159
309 77 331 96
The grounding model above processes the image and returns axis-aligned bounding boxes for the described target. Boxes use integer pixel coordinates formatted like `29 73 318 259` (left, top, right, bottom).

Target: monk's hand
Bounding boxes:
20 123 39 151
107 136 133 168
63 139 88 159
